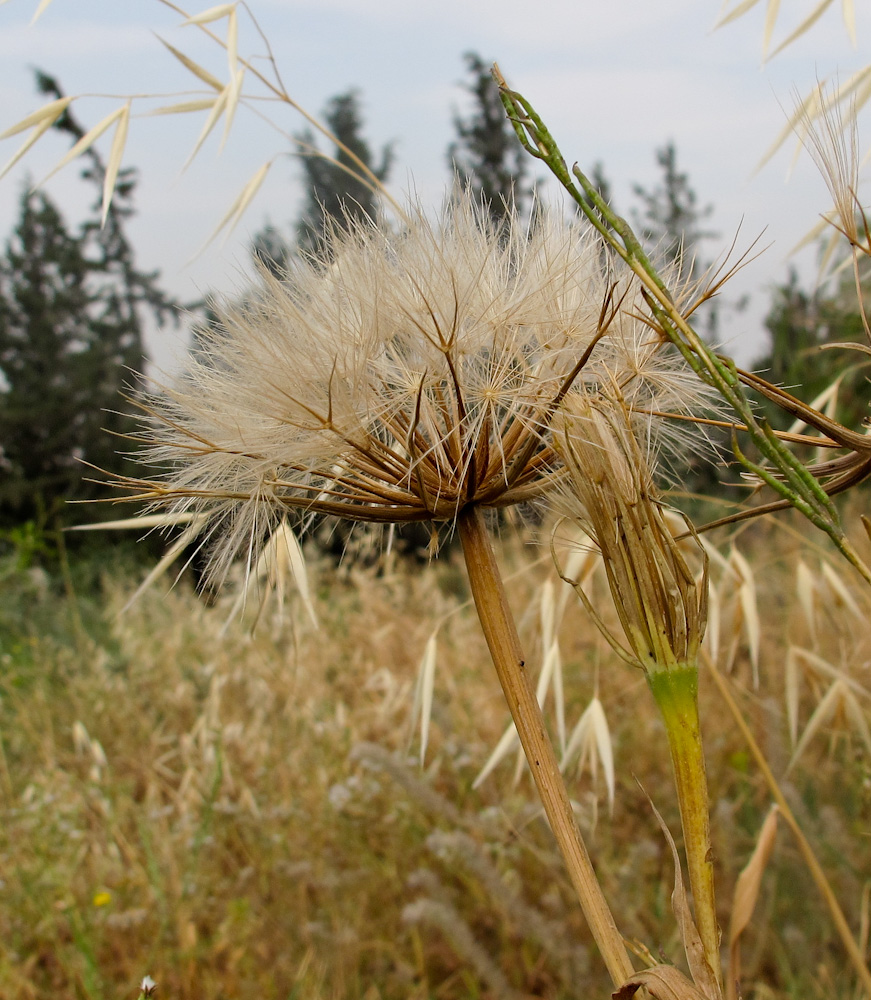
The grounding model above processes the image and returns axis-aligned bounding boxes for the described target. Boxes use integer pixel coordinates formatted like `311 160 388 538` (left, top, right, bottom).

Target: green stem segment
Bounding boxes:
496 75 871 584
457 505 635 988
647 664 722 986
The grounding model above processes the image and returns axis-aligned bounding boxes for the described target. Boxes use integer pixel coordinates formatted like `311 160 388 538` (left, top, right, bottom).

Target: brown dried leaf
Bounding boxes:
613 964 712 999
727 805 779 1000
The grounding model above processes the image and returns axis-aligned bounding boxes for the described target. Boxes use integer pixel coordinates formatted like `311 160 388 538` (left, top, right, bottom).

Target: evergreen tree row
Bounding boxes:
1 56 865 560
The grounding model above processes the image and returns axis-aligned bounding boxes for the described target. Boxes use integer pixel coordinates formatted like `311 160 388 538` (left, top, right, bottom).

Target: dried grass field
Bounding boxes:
1 511 870 1000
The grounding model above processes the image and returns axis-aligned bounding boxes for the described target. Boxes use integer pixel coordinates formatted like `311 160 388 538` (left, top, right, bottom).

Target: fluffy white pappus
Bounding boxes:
125 191 716 583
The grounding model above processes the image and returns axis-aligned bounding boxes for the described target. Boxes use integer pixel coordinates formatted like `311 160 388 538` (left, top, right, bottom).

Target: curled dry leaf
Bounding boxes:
727 805 779 1000
641 786 722 1000
613 964 712 1000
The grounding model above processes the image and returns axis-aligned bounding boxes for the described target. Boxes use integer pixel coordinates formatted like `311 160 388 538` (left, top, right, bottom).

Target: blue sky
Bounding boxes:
0 0 869 369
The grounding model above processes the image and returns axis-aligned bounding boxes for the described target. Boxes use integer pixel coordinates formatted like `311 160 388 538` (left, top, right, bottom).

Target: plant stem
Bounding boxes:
457 504 634 988
647 665 722 987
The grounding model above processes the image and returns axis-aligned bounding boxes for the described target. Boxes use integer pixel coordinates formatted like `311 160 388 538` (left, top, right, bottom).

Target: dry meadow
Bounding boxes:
1 512 870 999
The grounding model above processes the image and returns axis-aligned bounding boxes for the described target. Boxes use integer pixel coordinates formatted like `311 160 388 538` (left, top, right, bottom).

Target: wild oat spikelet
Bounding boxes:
120 192 711 581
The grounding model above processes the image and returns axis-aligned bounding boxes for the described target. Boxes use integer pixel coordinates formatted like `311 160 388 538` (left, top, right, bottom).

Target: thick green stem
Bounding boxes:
647 664 722 986
457 505 635 988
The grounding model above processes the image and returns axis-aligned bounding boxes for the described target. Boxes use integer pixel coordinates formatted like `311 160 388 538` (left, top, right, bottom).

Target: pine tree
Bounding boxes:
755 268 871 434
0 189 123 522
294 91 393 256
448 52 530 222
0 74 185 529
631 142 716 285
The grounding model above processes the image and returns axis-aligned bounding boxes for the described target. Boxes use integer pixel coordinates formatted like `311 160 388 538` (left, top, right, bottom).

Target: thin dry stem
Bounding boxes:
457 504 635 988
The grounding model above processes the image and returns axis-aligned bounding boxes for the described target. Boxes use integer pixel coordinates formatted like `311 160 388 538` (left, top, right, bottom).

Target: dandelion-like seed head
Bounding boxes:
555 394 708 673
121 191 714 583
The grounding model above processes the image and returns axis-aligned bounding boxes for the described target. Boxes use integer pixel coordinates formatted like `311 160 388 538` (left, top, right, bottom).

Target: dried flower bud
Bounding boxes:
555 395 707 673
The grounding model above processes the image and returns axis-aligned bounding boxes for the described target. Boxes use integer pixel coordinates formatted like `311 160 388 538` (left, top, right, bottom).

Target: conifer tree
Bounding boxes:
0 189 118 522
0 74 184 529
36 73 181 342
631 142 716 286
755 268 871 434
295 91 393 256
448 52 530 222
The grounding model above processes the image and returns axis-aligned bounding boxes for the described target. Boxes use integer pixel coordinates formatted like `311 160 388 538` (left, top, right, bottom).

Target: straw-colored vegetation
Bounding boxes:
3 6 871 998
1 509 870 1000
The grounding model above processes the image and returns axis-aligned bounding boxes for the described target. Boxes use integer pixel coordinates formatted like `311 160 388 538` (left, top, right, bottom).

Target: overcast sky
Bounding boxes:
1 0 869 369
